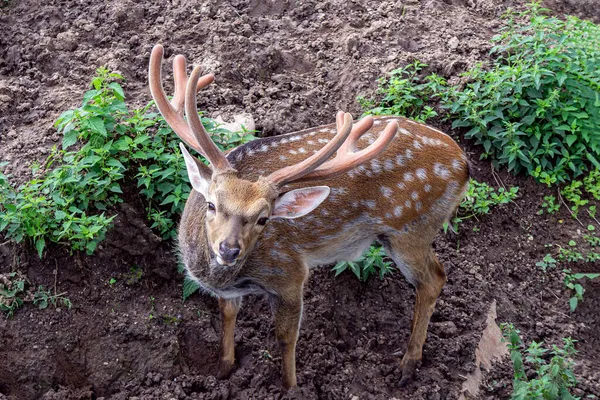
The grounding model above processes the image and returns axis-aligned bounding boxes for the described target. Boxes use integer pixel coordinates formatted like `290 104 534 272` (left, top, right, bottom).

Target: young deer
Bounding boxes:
149 44 470 389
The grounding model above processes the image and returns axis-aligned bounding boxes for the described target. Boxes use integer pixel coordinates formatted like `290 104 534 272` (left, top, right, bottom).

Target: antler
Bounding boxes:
267 113 398 187
148 44 233 172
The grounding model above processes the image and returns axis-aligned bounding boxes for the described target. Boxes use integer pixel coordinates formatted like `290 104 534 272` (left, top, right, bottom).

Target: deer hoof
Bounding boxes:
398 357 421 387
216 359 234 379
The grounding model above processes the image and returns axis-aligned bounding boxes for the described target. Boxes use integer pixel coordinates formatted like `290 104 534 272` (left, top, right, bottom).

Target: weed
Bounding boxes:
358 61 449 123
449 2 600 183
538 195 560 215
0 272 72 317
501 323 578 399
535 254 557 272
563 269 600 312
446 179 518 231
332 244 393 281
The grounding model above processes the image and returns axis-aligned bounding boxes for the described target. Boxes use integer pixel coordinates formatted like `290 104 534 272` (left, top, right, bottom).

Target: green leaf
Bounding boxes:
62 129 78 149
182 276 200 301
569 297 578 312
108 82 125 99
87 116 107 136
35 238 45 258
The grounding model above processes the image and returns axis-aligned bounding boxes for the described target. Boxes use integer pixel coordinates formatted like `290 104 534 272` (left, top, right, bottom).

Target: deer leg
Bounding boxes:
271 291 304 389
383 236 446 386
217 297 241 379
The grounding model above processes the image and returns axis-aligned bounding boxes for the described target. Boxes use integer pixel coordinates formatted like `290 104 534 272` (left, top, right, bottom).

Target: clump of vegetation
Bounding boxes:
0 68 127 257
446 179 518 232
563 269 599 312
332 244 393 282
451 2 600 184
0 67 256 257
0 272 72 317
501 323 579 399
361 2 600 186
358 61 448 123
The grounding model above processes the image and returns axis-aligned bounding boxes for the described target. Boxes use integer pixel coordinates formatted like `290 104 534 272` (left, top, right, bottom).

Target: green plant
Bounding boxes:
538 195 560 215
0 68 128 256
0 272 72 317
501 323 578 399
563 269 600 311
446 179 518 231
358 61 450 122
535 253 557 272
32 286 72 310
448 2 600 184
332 244 393 281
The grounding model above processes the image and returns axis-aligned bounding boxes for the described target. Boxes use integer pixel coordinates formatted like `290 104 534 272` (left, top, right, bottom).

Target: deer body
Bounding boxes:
149 45 469 389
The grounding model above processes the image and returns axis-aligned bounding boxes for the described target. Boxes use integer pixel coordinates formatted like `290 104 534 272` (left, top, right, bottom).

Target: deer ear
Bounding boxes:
272 186 330 219
180 143 212 197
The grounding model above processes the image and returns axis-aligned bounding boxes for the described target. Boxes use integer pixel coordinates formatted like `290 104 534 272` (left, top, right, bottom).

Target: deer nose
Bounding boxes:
219 242 240 263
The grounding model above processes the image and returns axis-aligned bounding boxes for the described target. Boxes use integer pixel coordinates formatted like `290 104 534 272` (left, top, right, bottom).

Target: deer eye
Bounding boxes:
257 217 269 226
207 202 216 212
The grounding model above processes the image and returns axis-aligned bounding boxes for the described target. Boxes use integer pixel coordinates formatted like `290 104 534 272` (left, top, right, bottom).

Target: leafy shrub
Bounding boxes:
449 2 600 184
563 269 599 312
0 67 256 257
502 323 578 399
358 61 448 123
332 244 393 281
0 68 127 256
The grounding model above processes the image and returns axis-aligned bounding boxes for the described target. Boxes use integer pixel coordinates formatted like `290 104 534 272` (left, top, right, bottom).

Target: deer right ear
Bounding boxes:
180 143 212 197
272 186 331 219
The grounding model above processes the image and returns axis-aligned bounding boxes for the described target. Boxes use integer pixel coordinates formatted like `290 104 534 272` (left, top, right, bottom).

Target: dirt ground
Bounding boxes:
1 0 599 399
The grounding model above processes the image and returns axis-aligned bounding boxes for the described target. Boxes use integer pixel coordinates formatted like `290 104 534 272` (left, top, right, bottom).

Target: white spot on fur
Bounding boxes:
415 202 422 211
411 191 419 201
374 119 383 125
416 168 427 181
298 148 307 154
290 135 302 142
452 159 462 171
260 144 269 152
424 184 432 193
394 205 403 217
307 140 315 145
361 200 376 209
396 154 406 166
413 140 423 149
384 159 394 171
405 149 413 159
434 163 450 179
289 149 298 155
380 186 393 198
397 182 406 190
399 127 411 136
405 199 411 208
371 159 382 174
404 172 414 182
318 138 329 144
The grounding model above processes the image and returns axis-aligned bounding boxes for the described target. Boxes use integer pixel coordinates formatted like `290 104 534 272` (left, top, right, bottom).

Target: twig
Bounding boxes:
491 165 521 210
53 260 59 297
557 191 584 227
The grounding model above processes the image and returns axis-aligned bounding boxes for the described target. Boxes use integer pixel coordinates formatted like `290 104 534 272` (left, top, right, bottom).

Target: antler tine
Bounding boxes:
292 118 399 183
185 65 233 172
267 112 355 188
149 45 202 153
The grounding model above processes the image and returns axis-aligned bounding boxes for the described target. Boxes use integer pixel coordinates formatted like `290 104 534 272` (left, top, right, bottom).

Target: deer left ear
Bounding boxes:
272 186 330 219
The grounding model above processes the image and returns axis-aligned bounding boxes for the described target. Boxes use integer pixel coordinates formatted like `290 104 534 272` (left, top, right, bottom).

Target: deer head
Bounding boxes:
148 45 398 269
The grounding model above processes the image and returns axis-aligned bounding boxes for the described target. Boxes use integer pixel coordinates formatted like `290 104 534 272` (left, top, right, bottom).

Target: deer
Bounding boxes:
148 44 470 389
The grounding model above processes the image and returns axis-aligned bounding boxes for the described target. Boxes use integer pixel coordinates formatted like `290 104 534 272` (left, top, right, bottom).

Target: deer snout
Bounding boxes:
218 241 241 264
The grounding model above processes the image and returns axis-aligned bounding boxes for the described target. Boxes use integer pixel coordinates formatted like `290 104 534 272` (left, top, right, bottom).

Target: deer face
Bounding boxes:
181 145 331 267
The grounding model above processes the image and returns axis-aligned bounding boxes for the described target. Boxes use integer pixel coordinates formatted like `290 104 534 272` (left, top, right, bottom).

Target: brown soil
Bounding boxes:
1 0 599 399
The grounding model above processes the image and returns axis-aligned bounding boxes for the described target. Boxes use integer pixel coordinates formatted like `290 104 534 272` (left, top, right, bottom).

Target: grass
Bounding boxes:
0 272 72 318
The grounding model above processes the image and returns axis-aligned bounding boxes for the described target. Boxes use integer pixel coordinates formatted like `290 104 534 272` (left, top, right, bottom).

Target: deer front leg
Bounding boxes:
217 297 241 379
272 292 303 389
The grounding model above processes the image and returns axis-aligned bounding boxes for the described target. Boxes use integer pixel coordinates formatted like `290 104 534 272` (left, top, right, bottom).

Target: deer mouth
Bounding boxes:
216 255 237 267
